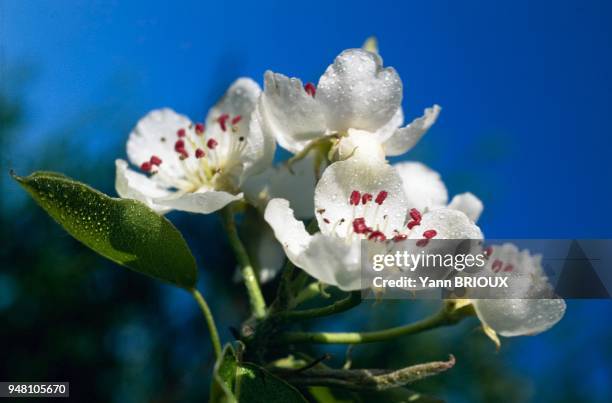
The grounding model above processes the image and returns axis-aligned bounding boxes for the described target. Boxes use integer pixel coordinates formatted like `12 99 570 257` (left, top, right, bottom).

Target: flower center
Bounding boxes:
139 115 246 193
318 189 399 243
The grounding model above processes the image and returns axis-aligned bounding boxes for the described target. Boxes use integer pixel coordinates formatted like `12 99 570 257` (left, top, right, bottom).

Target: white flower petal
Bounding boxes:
448 192 483 223
383 105 441 156
409 208 483 239
126 108 191 180
314 159 408 238
394 162 448 211
114 159 172 214
203 78 273 182
154 189 242 214
205 78 261 126
259 71 327 153
263 199 362 290
243 155 318 219
374 107 404 142
317 49 402 133
473 298 566 337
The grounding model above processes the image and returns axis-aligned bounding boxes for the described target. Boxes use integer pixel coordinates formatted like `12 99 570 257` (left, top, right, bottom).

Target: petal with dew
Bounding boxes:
314 159 408 238
448 192 484 223
264 198 362 290
394 161 448 212
473 298 566 337
383 105 441 156
409 208 483 240
127 108 192 180
154 189 242 214
259 71 327 154
317 49 402 133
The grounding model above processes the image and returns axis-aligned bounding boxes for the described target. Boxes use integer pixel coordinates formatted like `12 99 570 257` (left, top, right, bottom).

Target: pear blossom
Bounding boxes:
264 158 482 290
115 78 275 214
467 244 566 337
259 48 440 162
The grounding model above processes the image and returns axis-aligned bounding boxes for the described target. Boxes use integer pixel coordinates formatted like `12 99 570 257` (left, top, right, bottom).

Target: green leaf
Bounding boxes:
209 344 307 403
210 345 239 403
13 171 197 289
235 363 307 403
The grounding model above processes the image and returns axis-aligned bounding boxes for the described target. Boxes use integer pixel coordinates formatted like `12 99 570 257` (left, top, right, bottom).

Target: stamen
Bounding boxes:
375 191 388 205
349 190 361 206
174 139 185 152
484 246 493 257
178 149 189 160
304 82 316 97
218 114 229 132
361 193 373 204
423 229 437 239
195 148 205 159
177 128 186 138
195 123 205 135
150 155 162 166
393 233 407 242
231 115 242 125
352 218 372 234
367 230 386 242
407 221 420 229
409 208 422 222
492 259 503 273
207 138 218 149
140 161 152 172
323 218 331 224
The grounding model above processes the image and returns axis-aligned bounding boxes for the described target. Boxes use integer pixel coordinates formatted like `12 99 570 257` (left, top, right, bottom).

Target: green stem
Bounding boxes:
293 281 324 307
279 291 361 322
190 289 222 359
276 307 458 345
220 207 267 319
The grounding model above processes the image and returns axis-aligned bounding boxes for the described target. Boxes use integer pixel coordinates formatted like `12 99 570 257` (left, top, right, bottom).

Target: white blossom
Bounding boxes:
115 78 275 214
259 48 440 162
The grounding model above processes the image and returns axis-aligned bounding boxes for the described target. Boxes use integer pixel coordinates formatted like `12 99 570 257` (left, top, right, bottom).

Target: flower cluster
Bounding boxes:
115 41 564 340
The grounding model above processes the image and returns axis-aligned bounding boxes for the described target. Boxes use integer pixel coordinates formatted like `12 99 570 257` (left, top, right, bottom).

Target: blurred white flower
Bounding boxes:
264 159 482 290
259 48 440 162
115 78 275 214
468 243 566 338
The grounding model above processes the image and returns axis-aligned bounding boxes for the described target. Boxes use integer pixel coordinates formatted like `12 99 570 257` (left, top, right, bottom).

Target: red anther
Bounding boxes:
368 230 387 242
218 114 229 131
231 115 242 125
423 229 437 239
323 218 330 224
361 193 373 204
484 246 493 257
491 259 503 273
177 128 186 138
416 239 429 247
149 155 162 166
179 149 189 160
409 208 422 222
352 217 371 234
207 138 218 149
349 190 361 206
407 220 420 229
393 233 407 242
195 148 205 159
140 161 152 172
375 191 388 205
195 123 205 134
304 82 316 97
504 264 514 272
174 139 185 152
